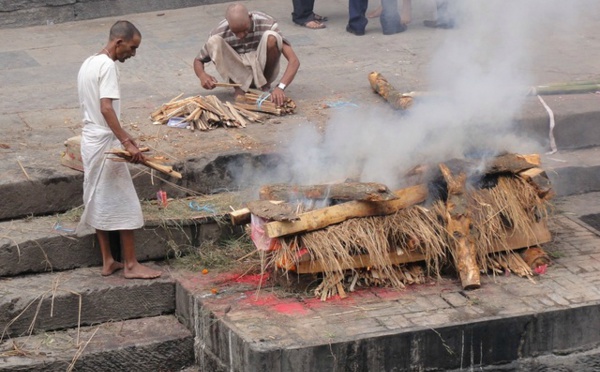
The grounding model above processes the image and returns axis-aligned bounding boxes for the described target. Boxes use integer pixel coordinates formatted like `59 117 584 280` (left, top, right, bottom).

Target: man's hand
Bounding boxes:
124 141 145 164
270 87 286 107
200 73 217 90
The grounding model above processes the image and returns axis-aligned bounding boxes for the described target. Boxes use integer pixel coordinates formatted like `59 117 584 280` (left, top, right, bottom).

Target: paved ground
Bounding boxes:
1 0 600 196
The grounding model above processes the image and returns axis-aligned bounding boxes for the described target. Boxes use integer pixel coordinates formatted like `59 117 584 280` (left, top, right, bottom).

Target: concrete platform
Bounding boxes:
173 197 600 371
0 315 194 372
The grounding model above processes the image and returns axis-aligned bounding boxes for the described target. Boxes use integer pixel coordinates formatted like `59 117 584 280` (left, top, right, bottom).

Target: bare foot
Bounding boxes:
367 6 382 19
101 261 123 276
260 83 271 92
124 262 162 279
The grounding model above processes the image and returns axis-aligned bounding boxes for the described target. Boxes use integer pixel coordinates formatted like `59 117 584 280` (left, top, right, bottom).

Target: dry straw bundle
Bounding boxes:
253 163 549 300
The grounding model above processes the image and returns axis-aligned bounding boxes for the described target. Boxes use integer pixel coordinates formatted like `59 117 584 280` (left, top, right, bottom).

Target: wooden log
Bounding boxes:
520 246 551 270
518 167 554 199
439 163 480 290
259 182 398 202
368 71 413 110
265 184 428 238
229 200 284 225
485 153 540 174
106 148 182 179
246 200 299 222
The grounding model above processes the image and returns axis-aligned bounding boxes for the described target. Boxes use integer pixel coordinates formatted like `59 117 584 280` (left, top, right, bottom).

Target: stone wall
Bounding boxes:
0 0 226 28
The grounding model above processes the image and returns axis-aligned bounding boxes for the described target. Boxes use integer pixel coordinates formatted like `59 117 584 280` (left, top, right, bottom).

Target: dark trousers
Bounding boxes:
380 0 404 35
348 0 368 32
292 0 316 25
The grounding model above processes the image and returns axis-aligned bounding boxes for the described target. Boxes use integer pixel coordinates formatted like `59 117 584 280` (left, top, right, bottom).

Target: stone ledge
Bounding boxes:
0 315 194 372
0 265 175 337
0 0 229 29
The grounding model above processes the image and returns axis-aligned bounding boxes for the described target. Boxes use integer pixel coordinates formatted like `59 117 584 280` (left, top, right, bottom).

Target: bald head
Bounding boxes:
109 20 141 41
226 3 251 34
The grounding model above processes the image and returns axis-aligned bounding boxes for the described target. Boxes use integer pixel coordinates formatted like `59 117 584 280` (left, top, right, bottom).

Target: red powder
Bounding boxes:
232 273 270 285
271 302 309 315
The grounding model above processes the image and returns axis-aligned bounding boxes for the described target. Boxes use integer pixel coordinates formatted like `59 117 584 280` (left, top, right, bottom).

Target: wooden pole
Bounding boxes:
439 163 481 290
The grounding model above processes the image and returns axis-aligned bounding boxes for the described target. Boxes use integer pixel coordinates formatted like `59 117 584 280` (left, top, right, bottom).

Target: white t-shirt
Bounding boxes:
77 54 121 127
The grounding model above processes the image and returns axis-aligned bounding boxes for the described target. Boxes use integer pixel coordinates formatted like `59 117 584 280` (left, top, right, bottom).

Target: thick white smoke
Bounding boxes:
234 0 598 191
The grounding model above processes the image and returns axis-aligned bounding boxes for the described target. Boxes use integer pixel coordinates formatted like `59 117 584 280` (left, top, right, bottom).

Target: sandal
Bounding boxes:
301 20 326 29
313 13 328 22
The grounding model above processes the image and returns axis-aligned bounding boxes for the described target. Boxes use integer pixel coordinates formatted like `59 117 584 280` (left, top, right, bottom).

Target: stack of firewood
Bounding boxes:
230 153 555 300
150 94 265 130
235 89 296 116
150 90 296 131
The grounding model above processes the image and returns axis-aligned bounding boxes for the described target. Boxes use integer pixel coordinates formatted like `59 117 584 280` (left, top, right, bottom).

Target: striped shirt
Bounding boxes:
196 11 288 63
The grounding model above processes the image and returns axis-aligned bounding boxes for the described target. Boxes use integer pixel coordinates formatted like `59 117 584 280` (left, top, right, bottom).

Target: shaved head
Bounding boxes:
226 3 251 31
109 20 141 41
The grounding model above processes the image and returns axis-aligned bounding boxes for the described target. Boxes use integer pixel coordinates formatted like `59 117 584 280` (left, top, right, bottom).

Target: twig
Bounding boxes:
17 160 30 181
236 249 258 262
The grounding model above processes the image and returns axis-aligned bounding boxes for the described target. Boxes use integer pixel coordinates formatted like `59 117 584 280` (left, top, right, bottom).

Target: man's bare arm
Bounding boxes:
193 58 217 90
100 98 144 163
270 43 300 106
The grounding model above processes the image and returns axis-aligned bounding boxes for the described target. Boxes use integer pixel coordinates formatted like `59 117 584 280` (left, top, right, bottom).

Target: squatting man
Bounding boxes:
193 3 300 107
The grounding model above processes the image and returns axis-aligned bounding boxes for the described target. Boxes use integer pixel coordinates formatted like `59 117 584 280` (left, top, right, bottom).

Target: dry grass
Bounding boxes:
169 234 258 272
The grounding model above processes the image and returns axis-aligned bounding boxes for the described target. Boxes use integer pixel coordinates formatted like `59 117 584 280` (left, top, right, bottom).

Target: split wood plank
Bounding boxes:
259 182 398 202
265 184 428 238
518 167 554 199
246 200 299 222
229 200 284 225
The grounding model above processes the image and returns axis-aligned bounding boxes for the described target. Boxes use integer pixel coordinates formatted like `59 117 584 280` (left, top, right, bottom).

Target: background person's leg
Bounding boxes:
292 0 316 25
348 0 369 35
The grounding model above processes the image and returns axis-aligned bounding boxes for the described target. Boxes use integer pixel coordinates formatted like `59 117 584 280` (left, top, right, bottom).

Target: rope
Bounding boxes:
256 92 271 109
537 95 557 154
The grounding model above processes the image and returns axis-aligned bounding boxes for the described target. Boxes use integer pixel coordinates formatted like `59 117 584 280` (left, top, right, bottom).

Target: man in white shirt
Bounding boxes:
77 20 161 279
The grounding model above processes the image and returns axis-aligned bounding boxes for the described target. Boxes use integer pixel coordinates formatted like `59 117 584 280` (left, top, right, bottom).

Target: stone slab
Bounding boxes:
0 315 194 372
0 213 202 276
0 264 175 337
173 208 600 371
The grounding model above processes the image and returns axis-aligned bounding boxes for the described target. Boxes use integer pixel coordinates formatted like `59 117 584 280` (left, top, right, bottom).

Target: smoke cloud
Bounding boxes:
233 0 598 191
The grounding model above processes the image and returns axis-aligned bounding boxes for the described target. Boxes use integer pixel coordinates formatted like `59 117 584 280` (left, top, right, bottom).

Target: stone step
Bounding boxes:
0 151 271 221
174 208 600 371
0 0 228 28
516 93 600 152
0 315 194 372
541 146 600 196
0 200 236 277
0 265 176 338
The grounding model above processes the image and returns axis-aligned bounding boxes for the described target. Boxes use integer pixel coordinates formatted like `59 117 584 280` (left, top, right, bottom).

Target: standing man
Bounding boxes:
77 20 161 279
193 3 300 107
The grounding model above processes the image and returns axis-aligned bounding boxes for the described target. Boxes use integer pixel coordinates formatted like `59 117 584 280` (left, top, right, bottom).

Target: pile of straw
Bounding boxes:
268 174 551 300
